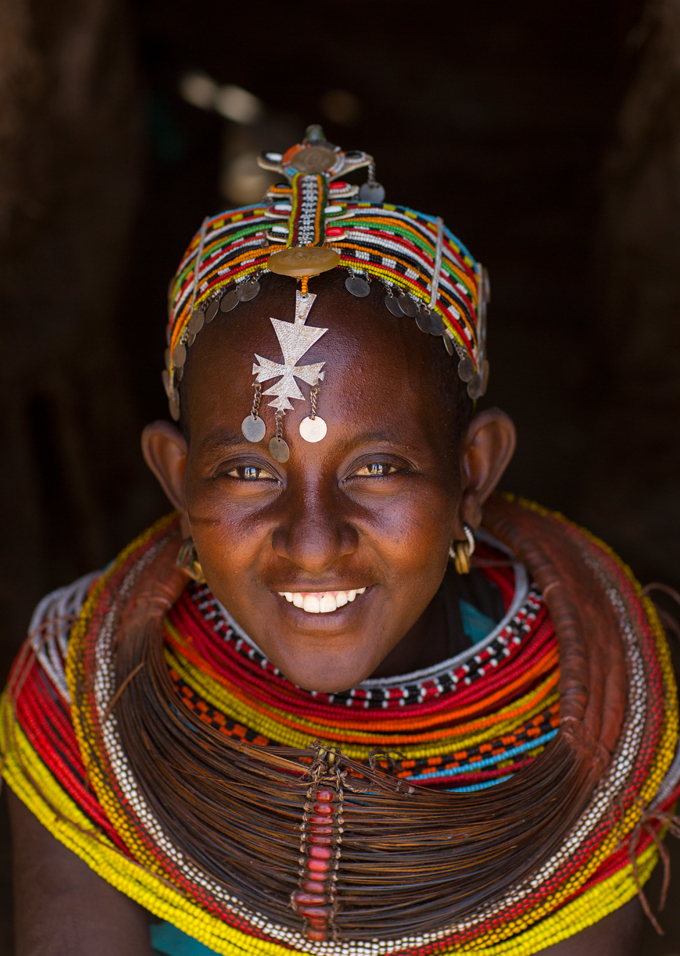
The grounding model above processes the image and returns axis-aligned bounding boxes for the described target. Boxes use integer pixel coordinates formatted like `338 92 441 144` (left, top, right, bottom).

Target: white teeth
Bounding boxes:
303 594 321 613
278 588 368 613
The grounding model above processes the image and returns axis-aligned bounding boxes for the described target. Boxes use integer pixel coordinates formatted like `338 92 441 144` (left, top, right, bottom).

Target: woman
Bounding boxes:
3 127 678 956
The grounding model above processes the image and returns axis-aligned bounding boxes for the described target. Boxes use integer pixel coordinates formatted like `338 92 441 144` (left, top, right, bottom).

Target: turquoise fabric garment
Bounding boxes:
460 599 495 645
151 922 219 956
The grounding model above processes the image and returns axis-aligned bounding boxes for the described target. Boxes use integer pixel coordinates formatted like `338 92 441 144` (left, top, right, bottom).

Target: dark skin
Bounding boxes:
10 277 644 953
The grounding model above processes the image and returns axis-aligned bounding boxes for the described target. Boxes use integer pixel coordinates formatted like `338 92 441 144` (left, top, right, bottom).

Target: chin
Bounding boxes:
269 642 380 695
238 588 393 693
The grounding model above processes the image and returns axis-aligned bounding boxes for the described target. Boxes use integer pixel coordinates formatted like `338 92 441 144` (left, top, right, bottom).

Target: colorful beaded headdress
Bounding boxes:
165 125 490 456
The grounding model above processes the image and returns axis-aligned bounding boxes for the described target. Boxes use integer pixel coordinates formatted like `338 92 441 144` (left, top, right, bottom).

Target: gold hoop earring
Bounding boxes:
176 537 205 583
449 523 476 575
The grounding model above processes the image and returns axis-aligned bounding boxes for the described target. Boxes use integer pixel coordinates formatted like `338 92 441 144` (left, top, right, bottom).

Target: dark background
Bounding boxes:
3 0 680 951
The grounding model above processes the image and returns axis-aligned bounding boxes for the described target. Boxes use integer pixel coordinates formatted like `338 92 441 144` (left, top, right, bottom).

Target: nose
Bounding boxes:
271 483 359 573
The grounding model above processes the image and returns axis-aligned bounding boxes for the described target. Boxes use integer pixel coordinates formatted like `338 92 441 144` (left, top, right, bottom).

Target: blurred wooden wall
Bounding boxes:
0 0 149 684
583 0 680 593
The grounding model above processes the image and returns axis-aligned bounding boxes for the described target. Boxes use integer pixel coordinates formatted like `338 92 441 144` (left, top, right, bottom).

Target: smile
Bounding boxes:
277 589 367 614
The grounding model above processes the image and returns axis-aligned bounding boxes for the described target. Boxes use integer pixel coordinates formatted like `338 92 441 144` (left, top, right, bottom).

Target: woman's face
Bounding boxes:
145 277 514 692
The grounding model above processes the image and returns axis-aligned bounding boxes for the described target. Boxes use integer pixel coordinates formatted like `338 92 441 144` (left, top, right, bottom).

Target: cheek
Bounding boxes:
376 474 460 547
357 481 460 595
181 470 268 585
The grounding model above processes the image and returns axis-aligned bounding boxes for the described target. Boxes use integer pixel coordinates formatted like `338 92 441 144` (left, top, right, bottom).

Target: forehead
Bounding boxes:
182 275 454 452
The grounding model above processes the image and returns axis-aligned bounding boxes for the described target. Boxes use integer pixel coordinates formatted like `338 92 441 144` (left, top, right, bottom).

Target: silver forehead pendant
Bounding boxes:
242 290 329 450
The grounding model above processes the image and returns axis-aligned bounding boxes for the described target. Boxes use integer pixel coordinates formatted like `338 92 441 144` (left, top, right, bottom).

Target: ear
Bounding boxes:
456 408 516 534
141 422 190 535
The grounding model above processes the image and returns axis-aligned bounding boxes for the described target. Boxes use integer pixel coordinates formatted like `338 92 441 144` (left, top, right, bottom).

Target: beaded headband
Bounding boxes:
165 125 490 457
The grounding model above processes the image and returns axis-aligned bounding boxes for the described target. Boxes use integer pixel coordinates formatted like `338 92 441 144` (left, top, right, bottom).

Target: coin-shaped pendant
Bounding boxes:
358 182 386 203
385 294 404 317
220 289 239 312
458 355 475 383
443 334 455 357
299 416 327 443
242 414 266 443
168 389 180 421
398 294 417 317
173 342 187 367
345 275 370 297
206 299 220 322
269 436 290 462
188 309 205 334
415 309 434 334
467 373 484 400
238 278 261 302
429 312 446 336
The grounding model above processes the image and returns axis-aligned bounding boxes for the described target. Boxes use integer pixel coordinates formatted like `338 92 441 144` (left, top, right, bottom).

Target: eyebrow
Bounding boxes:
199 432 250 454
347 429 411 447
340 429 428 459
198 428 423 457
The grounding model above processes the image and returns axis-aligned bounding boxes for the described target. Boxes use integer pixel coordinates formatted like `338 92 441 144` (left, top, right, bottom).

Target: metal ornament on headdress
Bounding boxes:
247 289 328 460
239 125 376 452
164 125 490 428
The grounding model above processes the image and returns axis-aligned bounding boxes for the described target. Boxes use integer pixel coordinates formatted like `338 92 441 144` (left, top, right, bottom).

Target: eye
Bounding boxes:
225 464 277 481
353 462 397 477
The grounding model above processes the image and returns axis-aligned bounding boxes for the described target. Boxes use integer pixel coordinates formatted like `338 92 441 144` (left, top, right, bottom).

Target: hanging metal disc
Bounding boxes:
269 436 290 462
299 416 327 443
458 355 475 383
467 374 484 400
188 309 205 334
359 182 386 203
168 390 180 421
242 414 266 443
397 294 417 317
206 299 220 322
429 313 446 336
345 275 370 297
415 309 435 334
220 289 239 312
385 294 404 317
238 278 261 302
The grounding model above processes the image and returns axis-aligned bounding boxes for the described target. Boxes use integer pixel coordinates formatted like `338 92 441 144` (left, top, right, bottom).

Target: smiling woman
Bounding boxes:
143 269 509 693
2 128 679 956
